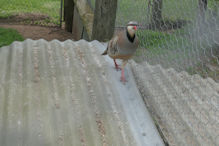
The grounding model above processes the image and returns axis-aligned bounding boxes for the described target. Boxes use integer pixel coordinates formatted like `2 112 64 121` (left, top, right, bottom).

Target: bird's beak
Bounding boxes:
133 26 137 30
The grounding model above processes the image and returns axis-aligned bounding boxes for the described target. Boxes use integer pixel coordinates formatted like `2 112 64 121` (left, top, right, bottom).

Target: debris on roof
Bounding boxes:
0 39 164 146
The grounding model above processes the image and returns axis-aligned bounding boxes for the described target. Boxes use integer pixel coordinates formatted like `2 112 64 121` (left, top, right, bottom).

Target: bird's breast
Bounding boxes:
109 54 133 60
117 45 137 55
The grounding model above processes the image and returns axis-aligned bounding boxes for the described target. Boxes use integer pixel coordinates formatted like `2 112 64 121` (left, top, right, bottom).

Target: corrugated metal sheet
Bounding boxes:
0 39 164 146
131 61 219 146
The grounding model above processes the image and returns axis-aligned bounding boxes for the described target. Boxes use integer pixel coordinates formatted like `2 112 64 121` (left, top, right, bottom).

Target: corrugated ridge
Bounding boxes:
84 40 164 146
2 41 27 146
131 61 199 146
75 40 135 146
0 39 164 146
0 45 9 145
167 70 218 138
152 65 215 145
131 60 219 146
177 72 218 121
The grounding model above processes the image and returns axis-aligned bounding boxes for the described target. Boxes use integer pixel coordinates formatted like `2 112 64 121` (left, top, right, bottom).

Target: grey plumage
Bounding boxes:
102 21 139 83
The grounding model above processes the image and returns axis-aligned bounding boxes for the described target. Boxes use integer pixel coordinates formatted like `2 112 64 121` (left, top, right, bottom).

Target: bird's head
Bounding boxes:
126 21 138 37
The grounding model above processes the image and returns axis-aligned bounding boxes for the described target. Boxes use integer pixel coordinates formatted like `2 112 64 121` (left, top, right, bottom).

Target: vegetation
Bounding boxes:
120 0 218 81
134 27 191 61
0 0 60 24
117 0 200 61
116 0 199 26
0 0 217 80
0 27 24 48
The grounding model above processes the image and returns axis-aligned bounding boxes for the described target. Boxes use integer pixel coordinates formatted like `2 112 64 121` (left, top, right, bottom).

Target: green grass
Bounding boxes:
0 27 24 48
116 0 148 25
162 0 198 21
116 0 199 26
117 0 201 64
136 26 190 54
116 0 198 56
0 0 60 24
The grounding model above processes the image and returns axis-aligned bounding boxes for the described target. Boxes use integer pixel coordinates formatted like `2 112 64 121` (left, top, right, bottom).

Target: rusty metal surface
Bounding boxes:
0 39 164 146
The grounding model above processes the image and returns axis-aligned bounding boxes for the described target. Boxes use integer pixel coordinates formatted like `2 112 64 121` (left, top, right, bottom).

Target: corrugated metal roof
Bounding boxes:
0 39 164 146
131 61 219 146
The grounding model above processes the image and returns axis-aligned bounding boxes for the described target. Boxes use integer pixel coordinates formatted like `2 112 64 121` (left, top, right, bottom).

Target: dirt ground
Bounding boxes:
0 24 74 41
0 13 74 41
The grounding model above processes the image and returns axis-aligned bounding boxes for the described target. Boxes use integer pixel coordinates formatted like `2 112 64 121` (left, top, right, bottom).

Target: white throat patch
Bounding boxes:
127 26 136 37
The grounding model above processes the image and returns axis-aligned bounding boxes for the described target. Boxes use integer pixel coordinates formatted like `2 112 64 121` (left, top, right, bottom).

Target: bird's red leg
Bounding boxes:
120 60 128 84
114 59 121 71
120 68 127 83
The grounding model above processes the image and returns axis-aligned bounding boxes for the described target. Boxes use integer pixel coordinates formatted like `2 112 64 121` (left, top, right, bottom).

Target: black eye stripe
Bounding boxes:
127 24 138 26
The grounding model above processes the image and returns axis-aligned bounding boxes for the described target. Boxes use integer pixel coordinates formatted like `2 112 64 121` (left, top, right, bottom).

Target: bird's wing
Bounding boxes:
102 31 121 55
107 35 119 56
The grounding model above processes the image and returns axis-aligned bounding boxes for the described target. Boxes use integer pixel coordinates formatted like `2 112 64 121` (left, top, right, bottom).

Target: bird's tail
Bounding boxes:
102 47 108 55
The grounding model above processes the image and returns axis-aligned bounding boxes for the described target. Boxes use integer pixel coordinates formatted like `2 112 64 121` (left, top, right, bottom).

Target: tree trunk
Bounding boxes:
151 0 163 29
92 0 118 41
199 0 207 11
64 0 67 21
64 0 74 32
198 0 207 22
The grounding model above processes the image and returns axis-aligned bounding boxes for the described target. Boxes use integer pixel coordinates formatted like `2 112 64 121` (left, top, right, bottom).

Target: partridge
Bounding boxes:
102 21 139 83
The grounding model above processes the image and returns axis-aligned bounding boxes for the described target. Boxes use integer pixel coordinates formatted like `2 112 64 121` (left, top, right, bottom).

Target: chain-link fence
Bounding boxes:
0 0 62 26
87 0 96 10
116 0 219 82
115 1 219 145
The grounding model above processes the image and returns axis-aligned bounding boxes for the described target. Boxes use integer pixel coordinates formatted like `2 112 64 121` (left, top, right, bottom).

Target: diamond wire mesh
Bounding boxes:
116 1 219 145
87 0 96 10
116 0 219 82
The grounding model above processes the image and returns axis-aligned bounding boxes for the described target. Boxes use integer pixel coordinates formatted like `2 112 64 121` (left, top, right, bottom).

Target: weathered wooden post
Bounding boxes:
64 0 74 32
71 0 94 40
92 0 118 41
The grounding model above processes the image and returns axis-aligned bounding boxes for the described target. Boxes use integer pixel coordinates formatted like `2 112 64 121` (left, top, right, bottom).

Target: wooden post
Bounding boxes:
92 0 118 41
64 0 74 32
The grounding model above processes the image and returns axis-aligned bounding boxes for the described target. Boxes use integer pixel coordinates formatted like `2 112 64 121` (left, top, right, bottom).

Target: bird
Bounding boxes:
102 21 139 83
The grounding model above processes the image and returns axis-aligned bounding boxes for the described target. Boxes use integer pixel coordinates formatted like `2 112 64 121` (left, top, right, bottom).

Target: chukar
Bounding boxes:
102 21 139 83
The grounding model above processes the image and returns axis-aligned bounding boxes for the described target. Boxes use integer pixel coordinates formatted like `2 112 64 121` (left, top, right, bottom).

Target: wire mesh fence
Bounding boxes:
87 0 96 10
116 0 219 82
0 0 62 26
116 1 219 145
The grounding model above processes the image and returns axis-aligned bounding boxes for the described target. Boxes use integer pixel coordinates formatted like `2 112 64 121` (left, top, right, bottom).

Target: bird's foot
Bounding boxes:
120 76 127 84
120 68 127 84
114 59 121 71
115 65 122 71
